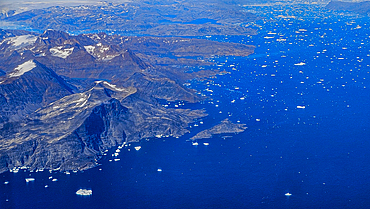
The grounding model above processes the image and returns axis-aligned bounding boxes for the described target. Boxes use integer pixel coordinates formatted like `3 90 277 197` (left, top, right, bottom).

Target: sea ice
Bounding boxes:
134 146 141 151
285 192 292 197
76 189 92 196
25 178 35 183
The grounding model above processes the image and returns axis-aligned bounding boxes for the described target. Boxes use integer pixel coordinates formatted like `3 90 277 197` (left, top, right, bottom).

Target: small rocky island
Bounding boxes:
191 119 247 140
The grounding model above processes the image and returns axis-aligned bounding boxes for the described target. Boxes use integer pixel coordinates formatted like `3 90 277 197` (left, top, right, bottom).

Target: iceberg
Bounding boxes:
203 143 210 146
25 178 35 183
192 142 199 146
134 146 142 151
297 105 306 109
157 168 162 172
294 62 306 66
76 189 93 196
285 192 292 197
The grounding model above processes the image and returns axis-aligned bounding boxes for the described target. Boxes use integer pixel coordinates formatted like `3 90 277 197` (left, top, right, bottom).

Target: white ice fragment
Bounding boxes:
192 142 199 146
8 60 36 78
25 178 35 182
297 105 306 109
76 189 92 196
157 168 162 172
134 146 141 151
285 192 292 197
203 143 209 146
294 62 306 66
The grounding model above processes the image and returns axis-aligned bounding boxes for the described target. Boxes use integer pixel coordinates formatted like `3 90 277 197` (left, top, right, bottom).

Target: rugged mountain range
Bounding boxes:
0 29 253 173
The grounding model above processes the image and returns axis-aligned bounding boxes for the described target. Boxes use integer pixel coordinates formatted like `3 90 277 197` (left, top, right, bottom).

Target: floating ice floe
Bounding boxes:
157 168 162 172
134 146 141 151
297 105 306 109
114 159 120 161
52 178 58 182
285 192 292 197
294 62 306 66
203 143 210 146
192 142 199 146
4 181 9 185
76 189 92 196
25 178 35 183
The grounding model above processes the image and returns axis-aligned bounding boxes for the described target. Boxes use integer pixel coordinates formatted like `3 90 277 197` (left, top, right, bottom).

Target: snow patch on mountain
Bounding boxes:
8 60 36 78
8 35 37 47
84 45 95 55
84 45 118 61
50 46 74 58
1 35 37 49
95 80 128 92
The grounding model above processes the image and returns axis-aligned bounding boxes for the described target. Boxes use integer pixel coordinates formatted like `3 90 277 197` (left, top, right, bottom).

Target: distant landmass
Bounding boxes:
0 0 258 36
326 1 370 15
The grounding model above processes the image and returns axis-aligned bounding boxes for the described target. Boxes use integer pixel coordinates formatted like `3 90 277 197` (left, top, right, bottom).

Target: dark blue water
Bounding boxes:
2 4 370 209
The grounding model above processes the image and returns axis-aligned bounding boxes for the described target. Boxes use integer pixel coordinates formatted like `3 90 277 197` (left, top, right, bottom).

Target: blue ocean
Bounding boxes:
1 4 370 209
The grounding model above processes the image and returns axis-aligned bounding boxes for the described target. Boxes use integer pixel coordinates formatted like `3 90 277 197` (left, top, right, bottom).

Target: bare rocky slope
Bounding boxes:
0 28 253 173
